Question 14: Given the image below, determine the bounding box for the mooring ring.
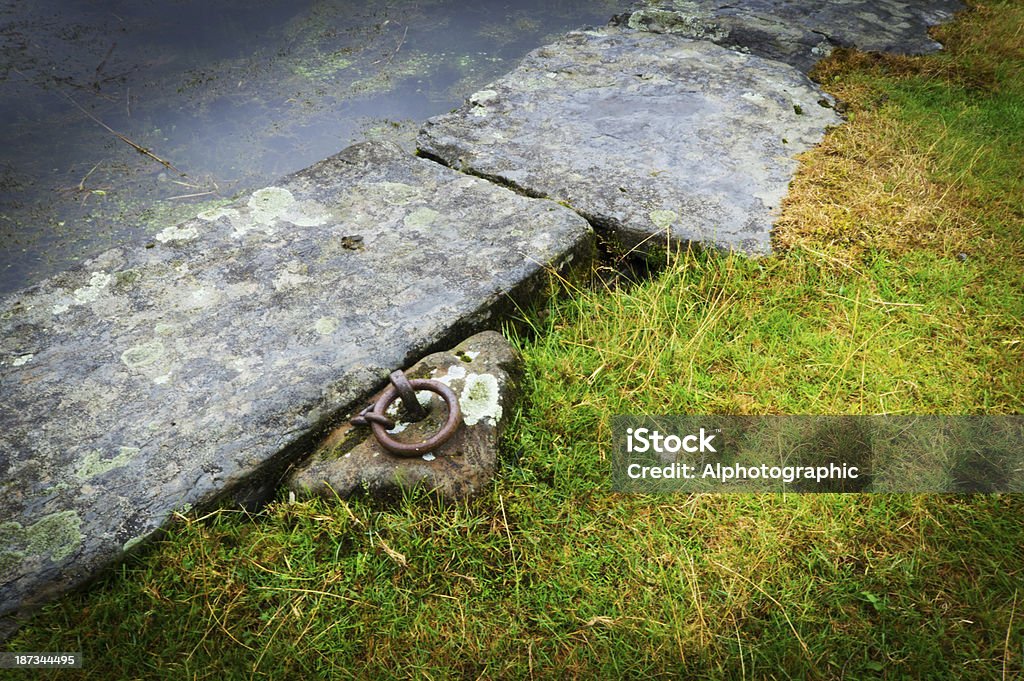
[369,378,462,457]
[389,369,428,421]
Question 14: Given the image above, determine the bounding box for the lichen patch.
[403,207,440,229]
[155,223,200,243]
[314,317,339,335]
[0,510,83,566]
[437,365,467,384]
[121,341,165,369]
[250,187,296,224]
[648,209,679,230]
[273,260,311,291]
[376,182,421,206]
[249,186,328,228]
[197,206,240,222]
[76,446,139,480]
[460,372,502,426]
[73,271,113,303]
[470,89,499,106]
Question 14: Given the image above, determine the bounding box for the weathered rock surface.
[287,331,521,502]
[614,0,963,72]
[419,28,841,255]
[0,142,592,623]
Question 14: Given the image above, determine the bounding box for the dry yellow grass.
[775,110,979,255]
[775,0,1024,259]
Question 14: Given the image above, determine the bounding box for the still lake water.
[0,0,621,295]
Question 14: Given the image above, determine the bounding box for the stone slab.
[288,330,522,502]
[614,0,964,72]
[418,28,841,255]
[0,141,593,622]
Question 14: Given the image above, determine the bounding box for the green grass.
[5,1,1023,678]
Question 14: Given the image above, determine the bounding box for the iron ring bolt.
[370,379,462,457]
[389,370,428,421]
[351,405,396,430]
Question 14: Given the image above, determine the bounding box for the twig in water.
[166,191,214,201]
[93,42,116,90]
[77,161,103,192]
[372,24,409,69]
[57,89,186,175]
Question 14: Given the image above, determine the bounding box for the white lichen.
[469,89,498,105]
[403,207,439,229]
[250,187,295,224]
[649,210,679,230]
[52,271,113,315]
[155,223,199,243]
[121,341,165,369]
[377,182,421,206]
[314,317,339,335]
[436,365,467,385]
[11,353,34,366]
[460,372,502,426]
[189,287,220,307]
[73,271,112,303]
[249,186,328,229]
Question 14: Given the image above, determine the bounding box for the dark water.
[0,0,621,295]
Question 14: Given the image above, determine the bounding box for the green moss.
[0,549,26,573]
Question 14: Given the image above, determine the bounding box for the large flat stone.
[0,141,593,622]
[615,0,963,72]
[418,28,841,255]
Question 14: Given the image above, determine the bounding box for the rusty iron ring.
[370,379,462,457]
[389,370,428,421]
[353,409,395,430]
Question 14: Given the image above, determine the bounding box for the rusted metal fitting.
[350,369,462,457]
[388,369,428,421]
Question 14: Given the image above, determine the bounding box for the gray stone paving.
[419,28,842,256]
[0,141,592,622]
